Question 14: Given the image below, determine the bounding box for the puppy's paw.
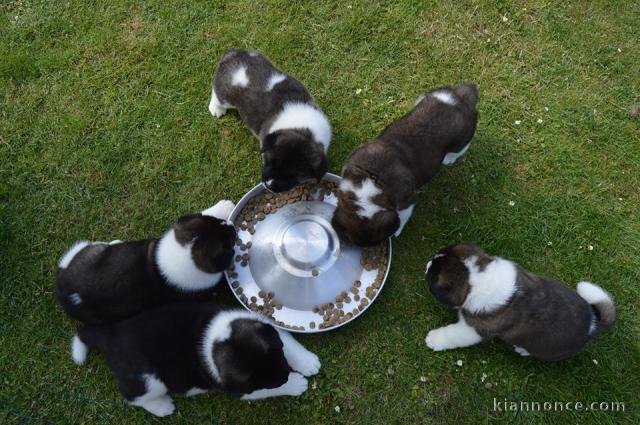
[142,396,175,417]
[290,349,321,377]
[202,200,236,220]
[425,328,453,351]
[209,103,227,118]
[208,91,227,118]
[284,372,308,396]
[514,346,531,357]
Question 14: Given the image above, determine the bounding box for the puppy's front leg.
[201,200,236,221]
[277,330,321,376]
[240,372,308,400]
[425,314,483,351]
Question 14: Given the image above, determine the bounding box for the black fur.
[332,84,479,246]
[212,49,330,192]
[426,244,616,361]
[76,303,291,401]
[55,213,236,325]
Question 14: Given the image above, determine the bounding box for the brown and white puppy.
[209,50,330,193]
[331,84,479,246]
[424,244,616,361]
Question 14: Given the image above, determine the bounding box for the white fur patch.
[69,293,82,305]
[432,90,457,105]
[394,204,415,236]
[276,330,321,376]
[576,281,612,305]
[209,87,229,118]
[71,334,88,365]
[462,257,517,314]
[267,102,332,152]
[240,372,308,400]
[339,178,385,219]
[442,143,470,165]
[185,388,207,397]
[231,66,249,87]
[155,230,222,292]
[514,346,531,356]
[414,94,426,106]
[425,313,483,351]
[200,310,270,383]
[202,199,236,221]
[266,73,286,91]
[58,241,91,269]
[129,374,174,417]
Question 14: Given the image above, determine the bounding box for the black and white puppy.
[209,49,331,193]
[331,84,479,246]
[70,303,321,417]
[55,200,237,325]
[424,244,616,361]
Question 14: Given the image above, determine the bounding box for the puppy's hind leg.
[425,313,483,351]
[276,330,321,376]
[442,143,470,165]
[208,86,230,118]
[126,374,175,417]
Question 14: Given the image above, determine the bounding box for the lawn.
[1,0,639,423]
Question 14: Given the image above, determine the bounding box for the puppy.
[209,49,331,193]
[424,244,616,361]
[331,84,479,246]
[55,200,237,325]
[70,303,321,417]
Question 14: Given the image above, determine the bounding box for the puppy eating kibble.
[424,244,616,361]
[70,303,321,416]
[209,49,331,193]
[55,200,237,325]
[331,84,479,246]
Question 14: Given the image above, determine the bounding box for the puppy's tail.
[577,281,616,334]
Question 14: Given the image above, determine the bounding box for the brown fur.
[332,84,479,246]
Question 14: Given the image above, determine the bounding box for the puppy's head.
[261,129,328,193]
[173,214,237,273]
[425,243,491,307]
[331,171,399,246]
[213,319,290,394]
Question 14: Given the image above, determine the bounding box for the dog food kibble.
[229,181,388,330]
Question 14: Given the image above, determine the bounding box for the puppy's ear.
[174,213,204,245]
[261,131,281,153]
[455,83,479,107]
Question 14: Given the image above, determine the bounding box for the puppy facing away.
[71,303,321,417]
[424,244,616,361]
[55,200,237,325]
[209,49,331,193]
[331,84,479,246]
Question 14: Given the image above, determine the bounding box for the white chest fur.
[155,230,222,292]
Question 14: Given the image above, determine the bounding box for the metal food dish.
[224,173,392,333]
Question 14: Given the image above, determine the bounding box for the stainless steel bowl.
[224,173,392,333]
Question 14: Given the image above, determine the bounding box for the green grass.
[1,0,639,423]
